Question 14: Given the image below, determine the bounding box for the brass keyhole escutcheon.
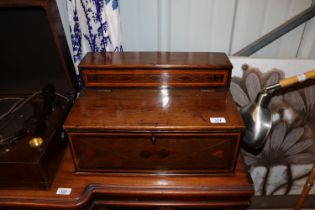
[29,137,44,148]
[151,135,157,144]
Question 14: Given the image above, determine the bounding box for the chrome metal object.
[240,84,280,154]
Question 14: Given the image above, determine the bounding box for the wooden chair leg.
[294,162,315,210]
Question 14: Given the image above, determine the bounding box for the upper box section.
[0,0,76,96]
[79,52,233,88]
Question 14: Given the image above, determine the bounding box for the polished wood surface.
[81,69,228,88]
[80,52,233,69]
[0,147,254,210]
[79,52,232,88]
[64,88,244,175]
[64,88,244,132]
[68,132,240,174]
[65,53,243,175]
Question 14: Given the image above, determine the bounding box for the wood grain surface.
[64,88,244,132]
[68,132,240,174]
[79,52,233,69]
[79,52,233,88]
[0,147,254,209]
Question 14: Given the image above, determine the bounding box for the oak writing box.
[0,0,76,188]
[64,52,244,175]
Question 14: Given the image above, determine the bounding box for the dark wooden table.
[0,147,254,210]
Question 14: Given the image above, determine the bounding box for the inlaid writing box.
[0,0,76,188]
[64,52,245,175]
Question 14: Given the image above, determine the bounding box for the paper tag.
[56,187,72,195]
[297,73,306,82]
[210,117,226,123]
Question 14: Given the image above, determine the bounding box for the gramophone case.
[64,52,245,175]
[0,0,77,188]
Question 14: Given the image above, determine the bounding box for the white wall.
[120,0,315,59]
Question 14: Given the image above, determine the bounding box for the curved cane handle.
[279,69,315,88]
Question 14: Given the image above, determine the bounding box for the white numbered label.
[210,117,226,124]
[56,187,72,195]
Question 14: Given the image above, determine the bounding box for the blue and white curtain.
[67,0,123,65]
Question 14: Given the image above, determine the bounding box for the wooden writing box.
[64,52,245,175]
[0,0,76,188]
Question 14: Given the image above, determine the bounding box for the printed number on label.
[210,117,226,123]
[56,187,72,195]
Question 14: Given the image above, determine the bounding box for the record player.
[0,0,76,188]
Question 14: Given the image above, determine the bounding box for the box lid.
[0,0,76,96]
[80,52,233,69]
[64,88,245,132]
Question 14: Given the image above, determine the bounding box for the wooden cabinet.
[0,147,254,210]
[65,88,243,175]
[64,52,244,176]
[0,42,254,208]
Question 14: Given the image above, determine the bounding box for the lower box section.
[68,132,240,174]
